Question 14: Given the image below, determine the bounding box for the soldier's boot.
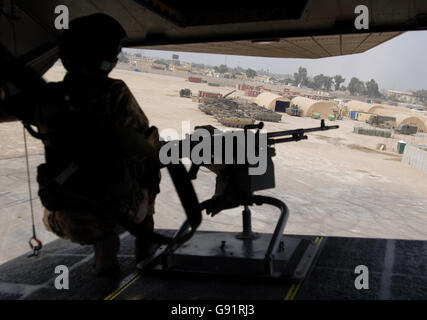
[133,214,173,263]
[134,233,173,263]
[134,235,159,263]
[116,214,171,263]
[93,233,120,277]
[133,214,158,263]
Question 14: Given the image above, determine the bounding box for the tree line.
[125,51,384,98]
[214,64,382,98]
[414,90,427,103]
[213,64,257,79]
[289,67,382,98]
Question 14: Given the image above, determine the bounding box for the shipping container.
[198,91,222,98]
[245,89,260,97]
[188,76,202,83]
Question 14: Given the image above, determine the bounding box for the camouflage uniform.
[0,73,161,273]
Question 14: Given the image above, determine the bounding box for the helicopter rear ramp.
[1,231,427,300]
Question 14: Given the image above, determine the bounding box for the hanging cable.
[23,126,42,257]
[8,0,43,257]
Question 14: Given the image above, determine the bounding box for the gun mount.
[138,120,339,281]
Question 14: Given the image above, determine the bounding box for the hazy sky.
[127,31,427,92]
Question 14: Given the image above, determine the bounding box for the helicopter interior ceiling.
[0,0,427,74]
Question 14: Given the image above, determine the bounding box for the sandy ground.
[0,64,426,264]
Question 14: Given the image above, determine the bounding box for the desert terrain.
[0,64,426,264]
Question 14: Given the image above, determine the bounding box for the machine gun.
[139,119,339,280]
[183,119,338,213]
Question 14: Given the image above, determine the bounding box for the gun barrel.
[267,125,339,138]
[267,119,338,138]
[266,120,339,145]
[170,120,339,160]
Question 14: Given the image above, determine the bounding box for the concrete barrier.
[402,144,427,174]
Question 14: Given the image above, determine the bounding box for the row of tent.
[254,92,335,119]
[345,100,427,132]
[253,92,427,133]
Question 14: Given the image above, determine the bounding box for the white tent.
[255,92,290,112]
[290,96,335,118]
[345,100,384,113]
[374,109,427,132]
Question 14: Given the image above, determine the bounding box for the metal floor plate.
[140,231,324,281]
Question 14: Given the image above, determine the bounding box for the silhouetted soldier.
[0,14,165,276]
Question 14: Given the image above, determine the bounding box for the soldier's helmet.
[59,13,127,74]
